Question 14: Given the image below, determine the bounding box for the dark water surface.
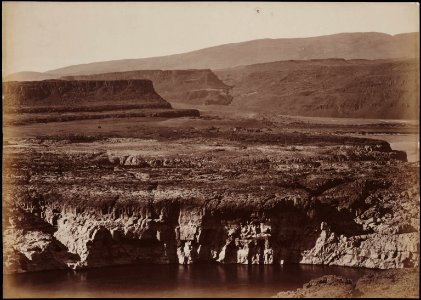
[4,264,377,298]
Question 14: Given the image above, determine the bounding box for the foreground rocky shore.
[273,268,419,298]
[3,121,419,273]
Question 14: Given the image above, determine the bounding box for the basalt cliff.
[2,79,170,112]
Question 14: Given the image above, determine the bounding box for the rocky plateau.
[2,80,199,125]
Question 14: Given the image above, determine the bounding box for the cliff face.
[62,69,232,106]
[215,59,420,119]
[3,131,419,273]
[2,80,171,113]
[4,175,419,272]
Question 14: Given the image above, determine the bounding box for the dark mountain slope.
[215,59,419,119]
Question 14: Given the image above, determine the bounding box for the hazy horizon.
[3,2,419,75]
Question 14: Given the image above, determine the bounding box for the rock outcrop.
[273,268,419,298]
[274,275,355,298]
[300,222,419,269]
[3,206,79,273]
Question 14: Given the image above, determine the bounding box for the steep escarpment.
[3,130,419,273]
[61,69,232,106]
[215,59,419,119]
[2,80,171,112]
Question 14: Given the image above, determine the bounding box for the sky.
[2,2,419,75]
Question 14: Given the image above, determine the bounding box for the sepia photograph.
[2,2,420,298]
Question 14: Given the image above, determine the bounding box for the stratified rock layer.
[2,79,200,125]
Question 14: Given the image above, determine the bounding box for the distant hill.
[215,59,420,120]
[3,71,58,82]
[8,32,415,77]
[62,69,232,105]
[3,32,419,120]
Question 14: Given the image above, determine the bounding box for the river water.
[347,133,419,162]
[366,134,419,163]
[4,264,377,298]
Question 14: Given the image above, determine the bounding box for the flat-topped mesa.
[61,69,233,105]
[2,79,172,113]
